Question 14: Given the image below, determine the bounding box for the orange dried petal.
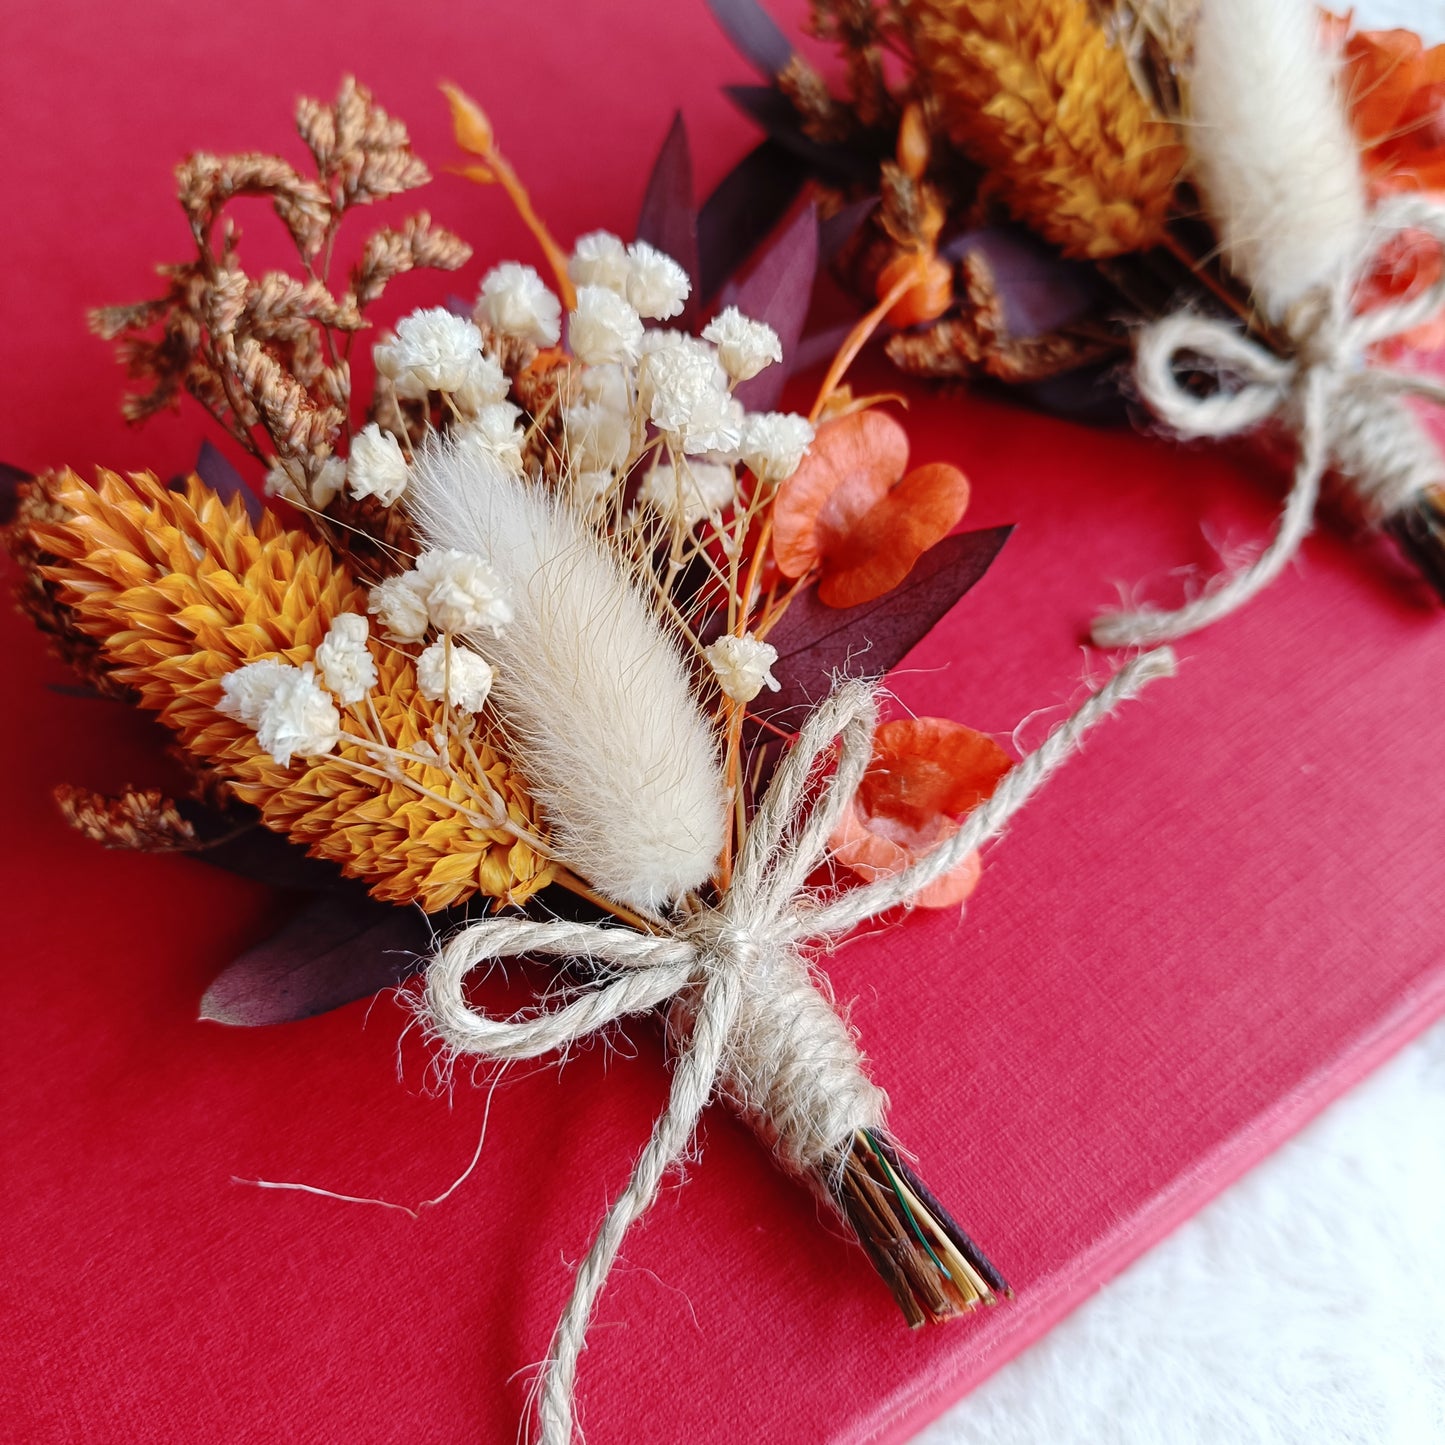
[859,717,1013,831]
[772,410,910,579]
[816,461,970,608]
[829,800,982,909]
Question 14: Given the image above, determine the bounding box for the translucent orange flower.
[772,410,970,608]
[1356,224,1445,353]
[830,717,1012,909]
[1333,19,1445,192]
[1327,14,1445,353]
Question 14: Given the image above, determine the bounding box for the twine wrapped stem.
[1095,193,1445,648]
[421,648,1176,1443]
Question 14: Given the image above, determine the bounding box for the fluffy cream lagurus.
[1185,0,1366,319]
[405,438,728,913]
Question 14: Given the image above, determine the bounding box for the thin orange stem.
[809,264,920,423]
[482,151,577,310]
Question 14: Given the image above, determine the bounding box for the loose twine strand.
[1094,192,1445,649]
[420,647,1175,1445]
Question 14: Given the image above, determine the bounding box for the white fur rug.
[915,1014,1445,1444]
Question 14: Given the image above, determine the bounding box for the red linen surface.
[4,4,1445,1443]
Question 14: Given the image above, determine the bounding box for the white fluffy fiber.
[406,440,727,912]
[1186,0,1367,320]
[918,1015,1445,1445]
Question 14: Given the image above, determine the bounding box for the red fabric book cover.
[3,4,1444,1442]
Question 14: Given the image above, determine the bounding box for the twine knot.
[418,649,1177,1444]
[1095,192,1445,649]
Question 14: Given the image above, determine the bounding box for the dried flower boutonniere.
[706,0,1445,642]
[2,78,1173,1443]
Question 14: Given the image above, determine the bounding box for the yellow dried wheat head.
[32,467,554,911]
[902,0,1185,259]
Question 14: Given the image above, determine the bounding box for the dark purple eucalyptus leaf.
[199,892,438,1026]
[725,204,818,412]
[759,525,1013,718]
[944,226,1103,339]
[446,292,471,317]
[175,801,358,893]
[819,196,879,264]
[46,683,122,701]
[723,86,877,183]
[704,0,795,78]
[698,140,810,299]
[635,111,699,315]
[788,322,859,376]
[195,439,263,522]
[1015,365,1129,426]
[1,461,33,525]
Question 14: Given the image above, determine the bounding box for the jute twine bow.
[420,649,1174,1444]
[1095,192,1445,649]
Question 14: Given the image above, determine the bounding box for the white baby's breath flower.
[314,613,378,706]
[568,230,632,294]
[625,240,691,321]
[346,424,410,507]
[564,398,632,474]
[704,633,781,704]
[366,574,430,644]
[568,285,644,365]
[474,262,562,347]
[575,361,629,414]
[450,349,510,415]
[642,340,743,456]
[455,402,526,474]
[264,456,345,509]
[217,657,292,729]
[739,411,814,485]
[638,461,738,527]
[253,663,342,766]
[416,639,495,713]
[637,328,690,358]
[701,307,783,383]
[414,548,512,635]
[374,307,486,397]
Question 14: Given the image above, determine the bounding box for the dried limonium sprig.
[89,77,471,532]
[9,82,1179,1445]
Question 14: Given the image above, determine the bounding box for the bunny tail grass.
[1186,0,1366,320]
[406,441,727,913]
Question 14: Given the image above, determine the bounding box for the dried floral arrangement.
[704,0,1445,643]
[0,77,1176,1443]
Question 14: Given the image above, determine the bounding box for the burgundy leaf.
[1,461,32,525]
[46,683,123,701]
[698,140,810,298]
[199,892,437,1026]
[760,525,1013,717]
[1015,365,1128,425]
[723,86,876,182]
[724,204,818,411]
[635,111,699,315]
[788,322,857,376]
[820,196,878,264]
[943,226,1103,339]
[704,0,795,78]
[176,803,358,893]
[195,439,263,522]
